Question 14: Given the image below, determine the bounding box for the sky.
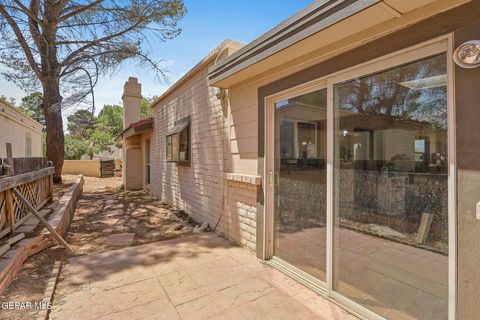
[0,0,313,120]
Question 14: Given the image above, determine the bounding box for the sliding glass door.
[333,53,449,320]
[266,37,453,320]
[273,88,328,282]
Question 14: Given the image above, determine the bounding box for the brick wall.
[225,180,258,251]
[149,53,261,253]
[150,64,227,231]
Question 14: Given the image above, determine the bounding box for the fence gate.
[100,160,115,178]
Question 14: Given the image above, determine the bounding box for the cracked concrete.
[50,234,358,320]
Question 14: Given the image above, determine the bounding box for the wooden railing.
[0,162,54,239]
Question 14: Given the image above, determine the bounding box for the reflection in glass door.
[273,88,327,282]
[333,53,449,320]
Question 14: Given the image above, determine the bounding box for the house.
[119,77,153,190]
[121,1,480,319]
[0,99,43,157]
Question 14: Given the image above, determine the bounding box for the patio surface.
[51,234,357,320]
[277,227,448,320]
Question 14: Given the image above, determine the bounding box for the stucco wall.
[122,131,151,190]
[453,10,480,319]
[62,160,101,177]
[0,101,43,158]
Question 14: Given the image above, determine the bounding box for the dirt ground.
[0,175,198,320]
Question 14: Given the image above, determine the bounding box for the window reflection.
[334,53,448,319]
[274,88,327,281]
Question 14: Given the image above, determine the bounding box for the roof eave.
[207,0,381,86]
[150,39,244,108]
[0,99,44,131]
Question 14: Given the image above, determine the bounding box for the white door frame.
[264,34,456,320]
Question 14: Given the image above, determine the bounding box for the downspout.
[212,87,229,240]
[212,42,235,238]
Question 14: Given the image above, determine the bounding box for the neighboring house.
[0,99,43,158]
[121,1,480,320]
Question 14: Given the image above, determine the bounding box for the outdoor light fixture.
[453,40,480,69]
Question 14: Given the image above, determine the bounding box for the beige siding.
[151,65,227,230]
[147,41,266,252]
[228,85,259,175]
[150,57,261,252]
[0,101,43,158]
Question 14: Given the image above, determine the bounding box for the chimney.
[122,77,142,130]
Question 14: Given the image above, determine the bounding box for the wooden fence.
[0,157,50,176]
[0,160,54,239]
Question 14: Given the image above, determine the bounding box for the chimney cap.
[122,77,142,99]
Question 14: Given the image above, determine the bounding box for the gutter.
[208,0,381,85]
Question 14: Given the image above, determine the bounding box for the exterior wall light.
[453,40,480,69]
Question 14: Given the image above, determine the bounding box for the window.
[333,53,449,319]
[166,116,190,164]
[25,132,32,157]
[266,39,452,320]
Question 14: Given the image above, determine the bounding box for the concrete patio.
[51,233,357,320]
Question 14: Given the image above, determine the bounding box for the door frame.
[264,33,456,320]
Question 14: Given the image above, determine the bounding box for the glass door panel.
[333,53,449,320]
[274,88,327,282]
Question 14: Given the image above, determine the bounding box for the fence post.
[47,161,53,199]
[5,143,15,234]
[5,143,14,176]
[5,189,14,235]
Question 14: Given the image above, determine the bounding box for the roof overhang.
[166,115,190,136]
[116,118,153,144]
[150,40,244,108]
[208,0,471,88]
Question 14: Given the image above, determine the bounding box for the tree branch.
[61,18,146,67]
[9,0,43,25]
[59,0,105,22]
[0,5,41,78]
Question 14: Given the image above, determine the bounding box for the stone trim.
[226,173,262,186]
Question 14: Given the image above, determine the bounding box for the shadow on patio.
[52,234,357,320]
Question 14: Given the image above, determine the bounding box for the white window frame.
[264,34,456,320]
